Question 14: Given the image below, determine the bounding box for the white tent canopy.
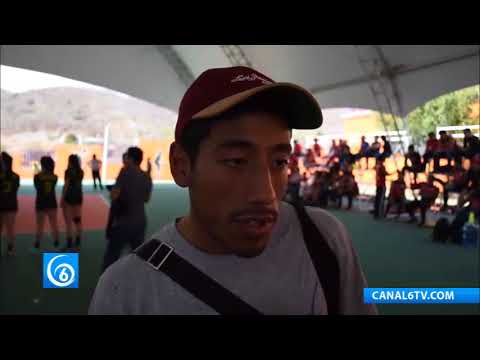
[1,45,478,117]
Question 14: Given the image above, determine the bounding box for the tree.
[406,85,479,145]
[64,133,79,144]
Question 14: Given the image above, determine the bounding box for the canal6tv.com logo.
[43,253,79,288]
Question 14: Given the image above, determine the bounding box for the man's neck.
[176,215,229,255]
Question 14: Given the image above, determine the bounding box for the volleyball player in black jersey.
[34,156,60,249]
[0,152,20,256]
[61,154,84,250]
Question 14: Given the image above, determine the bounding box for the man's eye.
[274,159,289,168]
[222,159,247,167]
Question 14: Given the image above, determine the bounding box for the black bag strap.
[135,202,340,315]
[290,201,340,315]
[134,239,262,315]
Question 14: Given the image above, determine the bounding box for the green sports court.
[1,183,478,315]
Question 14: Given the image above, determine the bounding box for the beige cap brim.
[191,82,323,129]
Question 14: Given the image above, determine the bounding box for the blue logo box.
[43,253,79,289]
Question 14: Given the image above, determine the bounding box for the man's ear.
[169,142,192,188]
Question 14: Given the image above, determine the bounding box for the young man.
[89,66,376,315]
[89,154,103,190]
[101,147,153,272]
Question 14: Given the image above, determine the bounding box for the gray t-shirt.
[89,202,377,315]
[113,167,152,227]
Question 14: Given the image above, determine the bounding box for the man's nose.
[246,163,277,205]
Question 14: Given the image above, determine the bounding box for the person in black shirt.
[34,156,60,249]
[61,154,84,250]
[402,145,425,183]
[0,152,20,256]
[378,135,392,160]
[461,128,480,160]
[101,147,152,272]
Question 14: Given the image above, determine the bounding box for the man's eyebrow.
[214,140,292,154]
[214,140,255,151]
[270,143,292,154]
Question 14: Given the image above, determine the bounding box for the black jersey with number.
[64,168,84,205]
[34,172,58,210]
[0,171,20,212]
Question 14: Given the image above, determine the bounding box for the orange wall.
[9,139,174,182]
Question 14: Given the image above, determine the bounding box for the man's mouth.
[231,211,278,238]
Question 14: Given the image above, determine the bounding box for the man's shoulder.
[282,202,350,255]
[99,253,152,289]
[101,225,175,282]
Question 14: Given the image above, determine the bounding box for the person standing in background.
[89,154,104,190]
[0,152,20,256]
[101,147,152,272]
[61,154,84,250]
[34,156,60,250]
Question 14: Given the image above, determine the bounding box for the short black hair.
[40,156,55,173]
[127,147,143,165]
[408,144,414,151]
[178,92,292,166]
[68,154,81,170]
[439,130,447,136]
[464,128,471,133]
[428,132,435,137]
[1,152,13,172]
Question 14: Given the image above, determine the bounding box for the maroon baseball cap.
[175,66,323,141]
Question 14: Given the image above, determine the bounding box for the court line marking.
[99,193,110,207]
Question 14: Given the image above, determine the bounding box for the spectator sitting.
[423,132,439,171]
[288,153,299,171]
[434,131,456,172]
[385,171,407,219]
[461,128,480,160]
[406,174,444,226]
[355,136,370,169]
[309,171,329,208]
[299,172,312,201]
[304,148,318,169]
[442,162,469,211]
[402,145,425,184]
[287,164,302,203]
[293,140,303,157]
[333,170,359,210]
[326,139,340,166]
[449,189,480,245]
[464,154,480,199]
